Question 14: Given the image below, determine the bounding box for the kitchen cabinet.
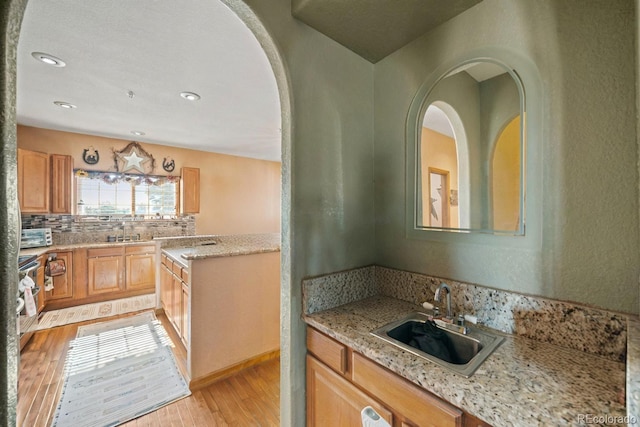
[180,167,200,214]
[50,154,73,214]
[43,244,157,311]
[160,254,189,347]
[18,148,49,213]
[306,327,492,427]
[87,247,124,295]
[46,251,73,301]
[125,245,155,291]
[36,255,46,313]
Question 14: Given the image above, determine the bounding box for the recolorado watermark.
[577,414,637,425]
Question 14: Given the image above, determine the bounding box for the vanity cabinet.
[307,354,394,426]
[306,327,491,427]
[180,167,200,214]
[160,254,189,347]
[18,148,50,213]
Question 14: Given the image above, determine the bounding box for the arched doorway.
[0,1,292,424]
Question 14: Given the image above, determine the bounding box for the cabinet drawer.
[181,268,189,283]
[351,352,462,427]
[307,327,347,375]
[162,255,173,270]
[172,262,183,277]
[125,245,155,255]
[88,247,124,257]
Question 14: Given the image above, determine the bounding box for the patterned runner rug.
[52,312,191,427]
[38,294,156,330]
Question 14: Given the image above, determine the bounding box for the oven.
[18,255,40,350]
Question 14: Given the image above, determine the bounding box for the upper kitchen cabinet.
[50,154,73,214]
[18,149,73,214]
[181,167,200,214]
[18,148,50,213]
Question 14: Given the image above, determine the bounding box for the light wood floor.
[18,310,280,426]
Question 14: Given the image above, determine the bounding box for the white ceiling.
[17,0,282,162]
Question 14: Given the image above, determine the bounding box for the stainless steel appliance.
[20,228,52,249]
[18,254,40,350]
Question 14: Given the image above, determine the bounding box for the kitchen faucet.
[434,282,453,320]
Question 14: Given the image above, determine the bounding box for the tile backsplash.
[21,214,195,245]
[303,265,628,362]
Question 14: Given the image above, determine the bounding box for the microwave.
[20,228,53,249]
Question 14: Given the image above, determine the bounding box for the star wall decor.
[113,141,156,174]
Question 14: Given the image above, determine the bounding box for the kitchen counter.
[19,240,156,257]
[304,295,627,426]
[159,233,280,263]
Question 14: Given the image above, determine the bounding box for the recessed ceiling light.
[53,101,76,109]
[131,130,145,136]
[32,52,66,67]
[180,91,201,101]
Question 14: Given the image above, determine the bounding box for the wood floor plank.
[18,310,280,427]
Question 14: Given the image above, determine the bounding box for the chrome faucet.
[434,282,453,319]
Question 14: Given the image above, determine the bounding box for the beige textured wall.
[421,127,459,227]
[188,252,280,381]
[17,125,281,235]
[491,116,520,231]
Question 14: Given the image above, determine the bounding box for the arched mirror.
[413,59,525,235]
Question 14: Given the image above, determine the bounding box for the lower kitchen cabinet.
[43,244,156,311]
[160,254,189,347]
[87,247,125,295]
[45,251,73,301]
[36,255,46,313]
[125,245,156,290]
[306,327,492,427]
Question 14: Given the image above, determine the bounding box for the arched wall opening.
[0,1,292,424]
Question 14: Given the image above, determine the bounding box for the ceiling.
[292,0,482,63]
[17,0,282,162]
[17,1,485,163]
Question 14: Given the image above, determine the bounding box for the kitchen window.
[75,171,178,215]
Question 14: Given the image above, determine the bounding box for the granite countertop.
[304,295,627,426]
[160,233,280,262]
[19,240,156,257]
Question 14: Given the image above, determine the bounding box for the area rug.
[38,294,156,330]
[51,312,191,427]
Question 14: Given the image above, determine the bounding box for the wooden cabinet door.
[180,282,189,346]
[126,253,155,290]
[87,256,124,295]
[47,251,73,300]
[180,167,200,214]
[171,275,182,335]
[160,264,172,314]
[50,154,73,214]
[18,148,49,213]
[36,256,46,312]
[306,355,393,427]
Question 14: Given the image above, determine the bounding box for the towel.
[23,286,37,317]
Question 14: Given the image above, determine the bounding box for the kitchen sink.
[371,312,504,377]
